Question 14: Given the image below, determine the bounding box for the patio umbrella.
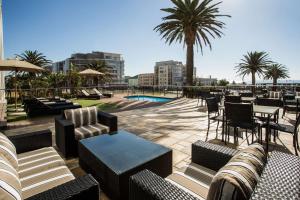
[0,59,45,110]
[79,68,104,87]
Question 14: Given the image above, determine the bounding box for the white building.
[154,60,196,86]
[128,78,138,87]
[138,73,154,86]
[196,76,218,86]
[52,51,125,83]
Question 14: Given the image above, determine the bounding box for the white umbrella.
[0,59,44,110]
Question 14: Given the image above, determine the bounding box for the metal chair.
[262,113,300,156]
[225,102,261,144]
[205,97,223,141]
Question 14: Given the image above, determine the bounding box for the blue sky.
[3,0,300,82]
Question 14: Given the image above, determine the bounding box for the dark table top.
[80,130,171,175]
[253,105,280,115]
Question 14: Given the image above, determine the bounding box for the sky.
[3,0,300,82]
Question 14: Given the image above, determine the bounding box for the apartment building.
[52,51,125,83]
[154,60,196,86]
[138,73,154,86]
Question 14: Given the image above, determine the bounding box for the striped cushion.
[21,165,75,199]
[17,147,65,178]
[166,163,216,200]
[74,123,109,140]
[296,92,300,97]
[269,91,281,99]
[0,133,18,170]
[64,106,98,128]
[0,155,22,200]
[207,143,267,200]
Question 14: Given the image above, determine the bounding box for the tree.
[154,0,230,86]
[217,79,229,86]
[236,51,272,89]
[264,64,289,86]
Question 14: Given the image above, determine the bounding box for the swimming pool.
[125,95,174,103]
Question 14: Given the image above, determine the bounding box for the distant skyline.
[3,0,300,82]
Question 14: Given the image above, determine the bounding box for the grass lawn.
[71,99,120,112]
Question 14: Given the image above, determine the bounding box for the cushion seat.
[75,123,109,140]
[17,147,66,178]
[166,162,216,200]
[21,165,75,199]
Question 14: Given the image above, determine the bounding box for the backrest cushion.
[296,92,300,97]
[0,155,22,200]
[0,133,18,170]
[64,106,98,128]
[269,91,281,99]
[207,143,267,200]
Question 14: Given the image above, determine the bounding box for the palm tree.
[16,50,52,67]
[154,0,230,86]
[236,51,272,89]
[264,64,289,86]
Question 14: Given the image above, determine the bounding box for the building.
[154,60,196,86]
[52,51,125,83]
[128,78,138,87]
[138,73,154,86]
[196,76,218,86]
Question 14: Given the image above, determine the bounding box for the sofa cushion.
[17,147,65,178]
[74,123,109,140]
[166,162,216,200]
[0,133,18,170]
[0,155,22,200]
[64,106,98,128]
[207,143,267,200]
[269,91,281,99]
[21,165,75,199]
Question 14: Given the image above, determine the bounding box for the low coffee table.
[78,130,172,200]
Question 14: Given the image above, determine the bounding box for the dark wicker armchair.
[55,108,118,158]
[129,141,300,200]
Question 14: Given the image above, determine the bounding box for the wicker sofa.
[0,131,99,200]
[129,141,300,200]
[55,106,118,158]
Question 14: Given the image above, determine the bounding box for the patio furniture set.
[205,91,300,155]
[1,102,300,199]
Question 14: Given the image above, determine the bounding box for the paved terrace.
[6,97,298,200]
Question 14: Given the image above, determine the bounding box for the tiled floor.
[6,97,299,200]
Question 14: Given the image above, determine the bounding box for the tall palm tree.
[154,0,230,86]
[85,61,113,83]
[236,51,272,88]
[264,64,289,86]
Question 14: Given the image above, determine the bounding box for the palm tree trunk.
[251,72,256,94]
[186,43,194,86]
[273,78,277,91]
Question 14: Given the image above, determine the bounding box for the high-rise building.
[52,51,125,83]
[138,73,154,86]
[154,60,196,86]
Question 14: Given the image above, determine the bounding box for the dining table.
[220,104,280,152]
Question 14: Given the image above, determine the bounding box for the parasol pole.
[14,69,17,110]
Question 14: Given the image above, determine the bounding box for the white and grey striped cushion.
[207,143,267,200]
[64,106,98,128]
[166,163,216,200]
[21,165,75,199]
[269,91,281,99]
[0,155,22,200]
[74,123,109,140]
[0,133,18,170]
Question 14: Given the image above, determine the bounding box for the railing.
[1,84,300,104]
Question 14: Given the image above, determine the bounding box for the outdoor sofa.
[55,106,118,158]
[129,141,300,200]
[0,131,99,200]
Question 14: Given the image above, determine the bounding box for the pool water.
[125,95,174,103]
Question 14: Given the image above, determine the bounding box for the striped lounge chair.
[0,132,99,200]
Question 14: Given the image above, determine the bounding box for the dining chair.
[205,97,223,141]
[262,113,300,156]
[225,102,261,144]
